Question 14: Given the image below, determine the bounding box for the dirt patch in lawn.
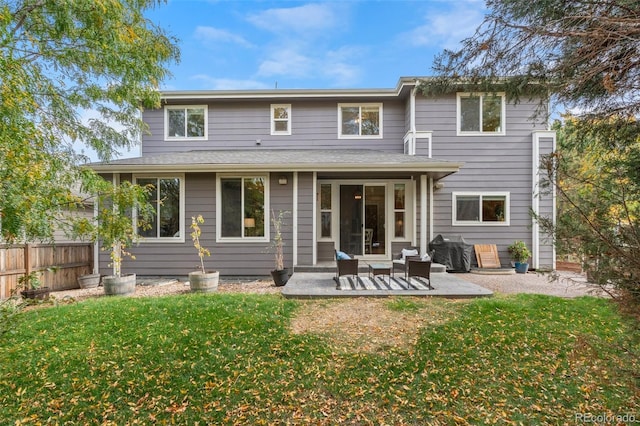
[290,298,461,354]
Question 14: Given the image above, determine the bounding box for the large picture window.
[338,103,382,138]
[219,176,267,240]
[135,176,183,239]
[457,93,505,135]
[453,192,509,225]
[165,105,207,140]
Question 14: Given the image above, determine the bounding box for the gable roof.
[88,149,463,180]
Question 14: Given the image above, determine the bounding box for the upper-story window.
[457,93,505,135]
[271,104,291,135]
[165,105,207,140]
[338,103,382,138]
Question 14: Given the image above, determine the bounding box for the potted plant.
[508,240,532,273]
[73,180,154,296]
[18,270,50,300]
[269,210,290,286]
[188,215,219,292]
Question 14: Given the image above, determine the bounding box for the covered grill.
[429,234,473,272]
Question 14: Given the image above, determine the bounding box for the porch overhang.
[87,149,463,180]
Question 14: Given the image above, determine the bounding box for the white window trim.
[318,183,333,241]
[133,174,185,242]
[337,103,383,139]
[452,191,510,226]
[456,93,506,136]
[164,105,208,141]
[270,104,291,136]
[216,174,270,243]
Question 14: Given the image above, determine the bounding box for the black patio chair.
[407,259,433,289]
[335,250,359,280]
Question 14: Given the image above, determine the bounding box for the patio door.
[339,184,386,257]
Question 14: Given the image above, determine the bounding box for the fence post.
[24,244,31,276]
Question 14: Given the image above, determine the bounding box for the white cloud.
[194,26,254,48]
[247,3,345,35]
[403,2,485,50]
[257,49,314,78]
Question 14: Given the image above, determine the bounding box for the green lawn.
[0,294,638,424]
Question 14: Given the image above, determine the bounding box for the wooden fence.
[0,243,93,299]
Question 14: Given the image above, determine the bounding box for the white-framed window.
[134,175,185,241]
[452,192,510,225]
[319,183,332,239]
[394,183,406,238]
[271,104,291,135]
[338,103,383,138]
[217,175,269,241]
[164,105,207,140]
[457,93,505,135]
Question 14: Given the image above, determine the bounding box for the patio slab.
[281,272,493,299]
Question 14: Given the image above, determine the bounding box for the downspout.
[532,133,540,270]
[293,171,298,267]
[312,172,317,265]
[420,175,428,255]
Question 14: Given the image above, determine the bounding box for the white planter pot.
[189,271,220,293]
[103,274,136,296]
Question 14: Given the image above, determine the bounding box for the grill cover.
[429,235,473,272]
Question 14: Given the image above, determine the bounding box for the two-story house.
[90,77,556,277]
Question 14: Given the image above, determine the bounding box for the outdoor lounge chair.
[335,250,359,280]
[392,246,421,278]
[407,259,433,289]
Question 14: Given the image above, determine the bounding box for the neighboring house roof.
[88,149,463,180]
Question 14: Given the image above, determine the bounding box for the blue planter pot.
[514,262,529,274]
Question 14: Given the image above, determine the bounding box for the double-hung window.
[453,192,509,225]
[218,176,268,240]
[457,93,505,135]
[271,104,291,135]
[135,176,184,240]
[338,103,382,138]
[165,105,207,140]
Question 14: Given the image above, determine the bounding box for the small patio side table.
[368,263,392,280]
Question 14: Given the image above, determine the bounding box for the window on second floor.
[457,93,505,135]
[271,104,291,135]
[338,103,382,138]
[453,192,510,225]
[165,105,207,140]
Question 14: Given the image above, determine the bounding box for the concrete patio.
[281,271,493,299]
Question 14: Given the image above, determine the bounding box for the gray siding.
[296,172,314,266]
[100,173,302,277]
[143,100,407,155]
[418,93,549,267]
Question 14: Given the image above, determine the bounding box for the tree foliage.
[540,117,640,300]
[422,0,640,302]
[0,0,179,243]
[422,0,640,118]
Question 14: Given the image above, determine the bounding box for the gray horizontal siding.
[142,100,407,155]
[99,173,303,277]
[419,94,549,267]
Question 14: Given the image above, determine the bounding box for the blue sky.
[147,0,487,91]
